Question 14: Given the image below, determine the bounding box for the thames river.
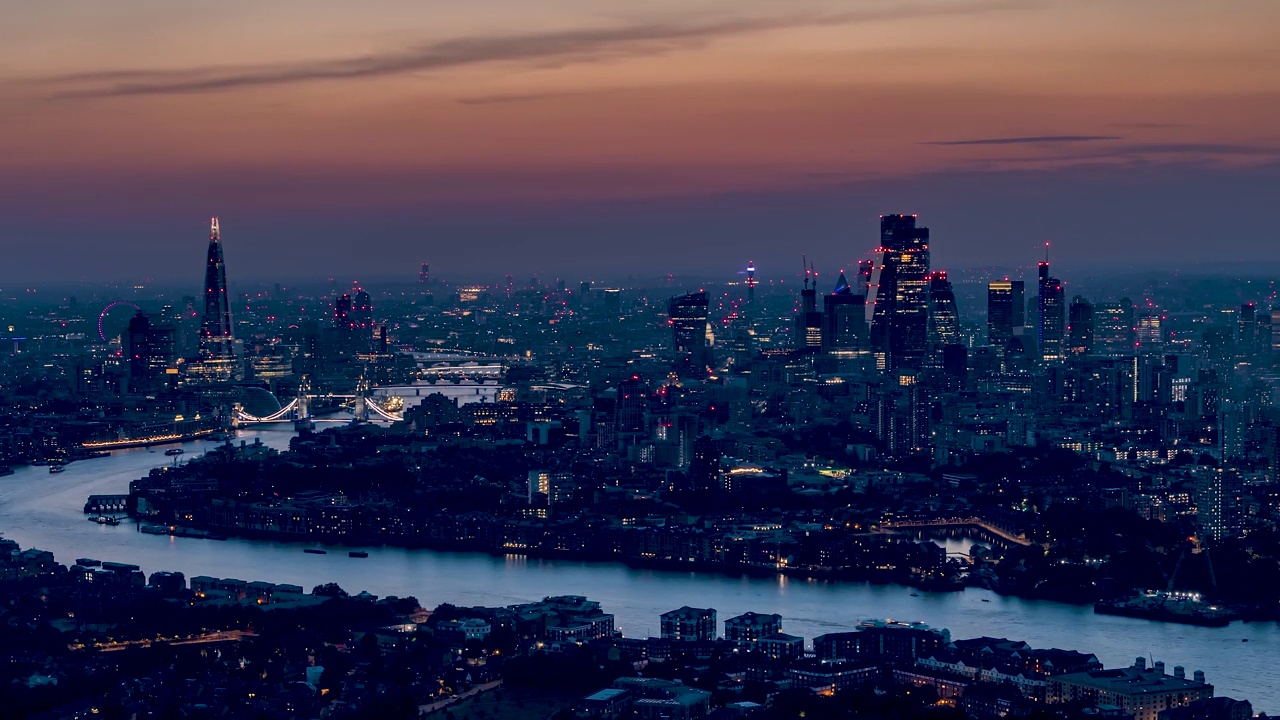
[1,427,1276,713]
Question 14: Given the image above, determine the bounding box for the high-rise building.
[126,311,176,393]
[1037,260,1065,363]
[1068,296,1094,357]
[745,262,758,317]
[926,271,960,348]
[352,288,374,353]
[987,280,1025,355]
[1136,305,1167,354]
[868,214,930,370]
[1271,309,1280,359]
[822,271,867,354]
[1238,302,1256,354]
[1094,299,1136,355]
[689,434,721,492]
[669,292,712,376]
[419,263,429,284]
[794,265,823,352]
[333,293,353,332]
[1197,469,1244,541]
[352,289,373,332]
[193,217,238,381]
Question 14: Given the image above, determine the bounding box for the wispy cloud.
[455,89,621,106]
[37,1,1030,99]
[923,135,1123,146]
[1108,122,1186,130]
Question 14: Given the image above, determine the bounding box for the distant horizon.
[3,1,1278,283]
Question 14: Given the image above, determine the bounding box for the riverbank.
[4,429,1278,713]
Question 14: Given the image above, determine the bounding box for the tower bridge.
[233,391,404,425]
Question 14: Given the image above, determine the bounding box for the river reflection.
[0,428,1276,713]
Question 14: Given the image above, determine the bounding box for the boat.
[348,551,369,558]
[138,524,226,540]
[164,448,185,456]
[1094,590,1239,628]
[910,592,919,597]
[981,598,991,602]
[49,464,66,474]
[304,548,327,555]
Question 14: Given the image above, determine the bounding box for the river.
[1,427,1276,713]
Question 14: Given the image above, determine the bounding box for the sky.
[2,0,1278,284]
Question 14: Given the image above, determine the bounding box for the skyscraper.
[987,280,1025,355]
[1037,260,1065,363]
[127,311,176,393]
[352,288,374,353]
[1094,299,1136,355]
[926,271,960,348]
[745,261,758,317]
[669,291,712,376]
[333,293,353,332]
[822,271,867,354]
[1068,296,1094,357]
[795,263,823,352]
[419,263,429,284]
[868,214,930,370]
[193,217,238,381]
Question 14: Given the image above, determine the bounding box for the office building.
[1037,260,1065,363]
[669,292,712,376]
[868,214,930,370]
[822,271,867,354]
[1068,296,1094,357]
[926,271,960,353]
[1094,300,1136,355]
[987,280,1025,355]
[795,265,823,352]
[126,311,176,393]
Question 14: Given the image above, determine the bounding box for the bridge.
[881,517,1034,547]
[234,392,404,426]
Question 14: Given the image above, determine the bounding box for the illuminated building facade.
[926,271,960,354]
[795,265,823,352]
[868,214,930,370]
[1037,261,1065,363]
[192,217,239,381]
[1093,299,1136,355]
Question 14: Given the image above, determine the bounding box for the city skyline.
[2,0,1279,282]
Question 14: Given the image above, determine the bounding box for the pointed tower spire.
[210,217,220,241]
[833,271,851,295]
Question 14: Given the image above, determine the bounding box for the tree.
[312,582,348,598]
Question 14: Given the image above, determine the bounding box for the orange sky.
[1,0,1279,280]
[3,0,1277,200]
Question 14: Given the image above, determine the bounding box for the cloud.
[923,135,1123,146]
[1108,122,1186,129]
[39,1,1030,99]
[455,89,620,106]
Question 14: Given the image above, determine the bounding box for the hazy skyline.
[3,0,1278,282]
